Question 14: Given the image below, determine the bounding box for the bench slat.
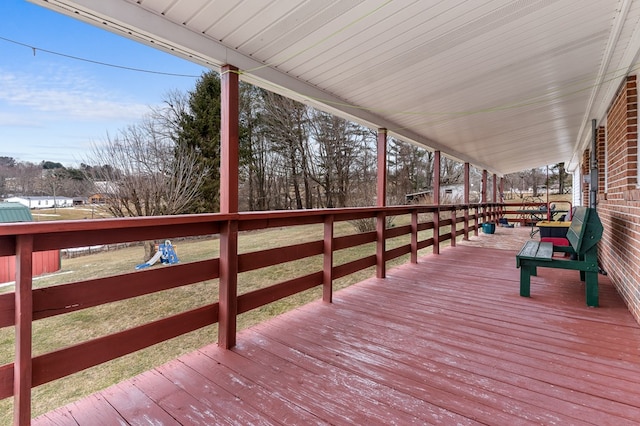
[517,240,540,259]
[517,241,553,261]
[566,214,584,252]
[536,241,553,260]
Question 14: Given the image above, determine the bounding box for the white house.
[5,196,74,209]
[406,184,481,204]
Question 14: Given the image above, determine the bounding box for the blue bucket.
[482,223,496,234]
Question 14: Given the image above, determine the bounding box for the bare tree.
[504,167,546,198]
[150,89,190,142]
[348,131,377,207]
[441,157,463,185]
[309,111,366,208]
[11,162,42,195]
[387,139,433,205]
[86,114,209,260]
[261,91,313,209]
[529,167,546,197]
[551,162,569,194]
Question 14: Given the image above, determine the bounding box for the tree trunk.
[143,240,156,262]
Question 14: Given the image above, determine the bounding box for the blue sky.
[0,0,208,166]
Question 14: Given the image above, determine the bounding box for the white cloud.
[0,110,42,127]
[0,65,149,122]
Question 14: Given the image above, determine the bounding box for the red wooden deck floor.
[34,245,640,425]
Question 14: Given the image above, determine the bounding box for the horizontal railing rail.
[0,202,500,422]
[502,201,561,226]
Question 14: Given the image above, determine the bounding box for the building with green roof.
[0,202,34,223]
[0,202,60,283]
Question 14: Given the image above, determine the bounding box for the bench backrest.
[566,206,603,254]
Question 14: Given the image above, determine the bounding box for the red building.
[0,203,60,283]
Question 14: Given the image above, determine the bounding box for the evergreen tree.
[175,71,222,212]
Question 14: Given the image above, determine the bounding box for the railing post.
[450,207,457,247]
[499,177,505,220]
[220,64,239,215]
[492,173,498,214]
[463,205,470,240]
[481,203,487,226]
[411,210,418,263]
[433,151,441,255]
[377,129,387,208]
[323,215,334,303]
[463,162,470,241]
[219,62,239,350]
[14,235,33,426]
[474,206,479,236]
[376,128,387,278]
[482,170,488,225]
[482,170,488,204]
[433,207,440,255]
[218,219,238,349]
[376,211,386,278]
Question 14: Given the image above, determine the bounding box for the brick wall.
[598,126,606,193]
[582,149,590,206]
[598,75,640,322]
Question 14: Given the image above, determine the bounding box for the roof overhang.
[30,0,640,175]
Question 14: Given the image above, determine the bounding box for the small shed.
[0,202,61,283]
[405,184,473,204]
[88,193,108,204]
[0,202,34,222]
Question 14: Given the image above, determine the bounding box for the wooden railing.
[0,202,500,423]
[502,201,572,226]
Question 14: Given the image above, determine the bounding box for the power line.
[0,35,201,78]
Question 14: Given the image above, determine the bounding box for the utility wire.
[0,35,201,77]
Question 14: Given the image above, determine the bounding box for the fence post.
[14,235,33,426]
[411,210,418,263]
[474,206,479,236]
[464,162,470,241]
[376,211,386,278]
[323,215,334,303]
[450,207,457,247]
[433,207,440,255]
[463,205,470,240]
[219,62,239,350]
[218,219,238,350]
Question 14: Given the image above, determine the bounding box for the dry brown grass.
[503,193,572,204]
[30,206,112,221]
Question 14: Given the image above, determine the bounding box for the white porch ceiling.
[31,0,640,175]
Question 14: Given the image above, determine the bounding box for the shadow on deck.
[35,228,640,424]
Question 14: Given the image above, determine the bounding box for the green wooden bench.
[516,206,603,307]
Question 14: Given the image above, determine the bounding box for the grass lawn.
[0,209,445,421]
[30,206,112,221]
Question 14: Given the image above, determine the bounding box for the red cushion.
[541,237,570,257]
[541,237,569,246]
